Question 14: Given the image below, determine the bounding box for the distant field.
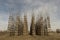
[0,32,60,40]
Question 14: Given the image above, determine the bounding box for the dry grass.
[0,32,60,40]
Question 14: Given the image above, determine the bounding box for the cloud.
[0,12,8,31]
[0,0,60,31]
[20,0,59,31]
[0,20,8,31]
[0,16,8,31]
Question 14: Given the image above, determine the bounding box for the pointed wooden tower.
[23,14,28,35]
[35,13,44,36]
[35,19,41,35]
[30,14,36,35]
[8,15,15,36]
[15,16,23,36]
[47,14,51,32]
[44,18,48,36]
[40,16,44,36]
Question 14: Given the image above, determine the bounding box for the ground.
[0,32,60,40]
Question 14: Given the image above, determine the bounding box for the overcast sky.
[0,0,60,31]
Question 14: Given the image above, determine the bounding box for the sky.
[0,0,60,31]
